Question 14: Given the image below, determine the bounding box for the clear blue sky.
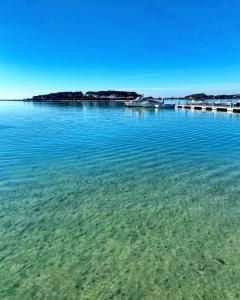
[0,0,240,99]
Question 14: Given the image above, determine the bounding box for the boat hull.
[125,102,175,109]
[125,102,144,107]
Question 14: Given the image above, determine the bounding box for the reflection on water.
[0,101,240,299]
[32,100,125,110]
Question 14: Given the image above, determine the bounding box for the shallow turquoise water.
[0,101,240,299]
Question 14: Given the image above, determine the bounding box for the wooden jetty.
[175,104,240,114]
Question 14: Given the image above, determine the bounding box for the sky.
[0,0,240,99]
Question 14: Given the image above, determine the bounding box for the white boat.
[225,100,233,107]
[125,96,145,107]
[125,97,175,109]
[214,100,222,106]
[191,100,206,105]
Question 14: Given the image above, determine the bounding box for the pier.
[175,104,240,114]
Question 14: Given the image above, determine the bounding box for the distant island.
[166,93,240,100]
[25,91,240,102]
[26,91,141,101]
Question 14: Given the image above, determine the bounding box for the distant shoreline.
[0,99,23,101]
[24,91,240,102]
[1,90,240,102]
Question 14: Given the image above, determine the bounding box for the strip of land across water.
[24,91,240,102]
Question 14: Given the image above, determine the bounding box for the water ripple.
[1,101,240,299]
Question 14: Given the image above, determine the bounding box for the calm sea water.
[1,101,240,299]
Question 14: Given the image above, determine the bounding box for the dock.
[175,104,240,114]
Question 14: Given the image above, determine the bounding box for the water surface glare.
[0,101,240,299]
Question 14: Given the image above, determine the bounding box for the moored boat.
[125,97,175,109]
[125,96,145,107]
